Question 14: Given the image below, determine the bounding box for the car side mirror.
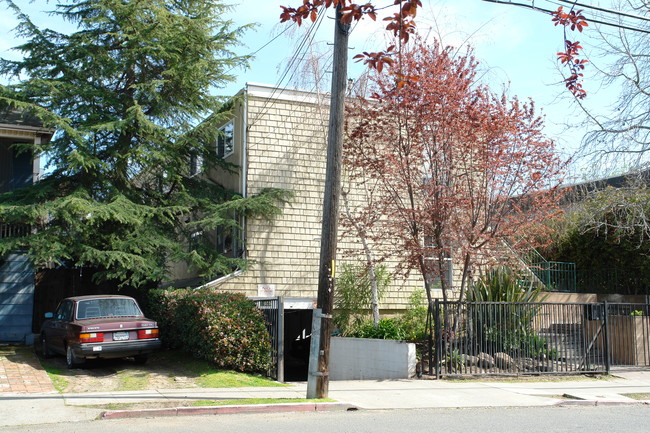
[44,312,54,319]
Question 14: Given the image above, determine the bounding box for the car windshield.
[76,298,142,320]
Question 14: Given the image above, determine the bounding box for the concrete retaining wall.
[543,292,597,303]
[330,337,416,380]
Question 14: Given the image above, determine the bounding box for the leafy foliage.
[339,289,428,342]
[147,289,271,374]
[280,0,420,74]
[333,263,389,333]
[280,1,588,95]
[551,6,589,99]
[394,290,428,342]
[467,266,553,358]
[0,0,291,287]
[350,318,406,340]
[345,38,564,306]
[539,177,650,295]
[466,266,547,303]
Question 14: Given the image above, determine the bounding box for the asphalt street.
[4,405,649,433]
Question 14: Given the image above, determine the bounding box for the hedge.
[147,289,271,374]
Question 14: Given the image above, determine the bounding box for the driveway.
[0,345,55,393]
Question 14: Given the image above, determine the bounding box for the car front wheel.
[65,345,83,369]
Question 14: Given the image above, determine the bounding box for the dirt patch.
[38,349,211,393]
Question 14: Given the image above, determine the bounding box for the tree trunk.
[341,190,380,325]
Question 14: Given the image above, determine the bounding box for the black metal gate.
[254,297,284,382]
[426,300,650,378]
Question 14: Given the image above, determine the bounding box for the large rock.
[494,352,515,369]
[476,353,495,369]
[464,355,479,367]
[521,358,537,371]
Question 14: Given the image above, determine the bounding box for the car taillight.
[79,332,104,343]
[137,329,159,339]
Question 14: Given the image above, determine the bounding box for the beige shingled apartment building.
[168,83,444,313]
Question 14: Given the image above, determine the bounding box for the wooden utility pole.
[307,5,350,399]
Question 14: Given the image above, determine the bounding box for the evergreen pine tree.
[0,0,290,287]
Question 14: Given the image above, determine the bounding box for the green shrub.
[395,290,428,342]
[445,349,463,371]
[466,266,546,303]
[147,289,271,374]
[351,318,406,340]
[468,266,551,358]
[333,263,390,334]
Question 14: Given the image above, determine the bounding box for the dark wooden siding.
[0,253,35,343]
[32,269,143,333]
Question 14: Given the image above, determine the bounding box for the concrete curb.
[554,399,650,407]
[100,402,357,419]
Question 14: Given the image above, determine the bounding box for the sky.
[217,0,621,178]
[0,0,630,180]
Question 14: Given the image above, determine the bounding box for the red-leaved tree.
[344,38,565,307]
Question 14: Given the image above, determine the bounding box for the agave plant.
[466,266,547,303]
[466,266,549,356]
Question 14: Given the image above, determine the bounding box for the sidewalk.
[1,344,649,427]
[2,371,650,426]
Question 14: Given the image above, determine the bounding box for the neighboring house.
[167,83,441,312]
[0,108,52,343]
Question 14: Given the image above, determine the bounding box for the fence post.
[603,301,610,373]
[426,301,433,376]
[277,297,284,383]
[434,299,442,380]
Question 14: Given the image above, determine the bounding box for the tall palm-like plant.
[467,266,549,357]
[467,266,547,303]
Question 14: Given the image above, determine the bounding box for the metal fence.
[530,261,577,292]
[425,300,650,378]
[254,297,284,382]
[518,246,577,292]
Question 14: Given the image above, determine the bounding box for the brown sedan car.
[40,295,161,368]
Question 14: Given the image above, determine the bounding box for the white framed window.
[423,236,453,289]
[216,213,243,258]
[216,120,234,159]
[189,230,204,251]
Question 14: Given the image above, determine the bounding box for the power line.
[556,0,650,23]
[246,8,364,128]
[543,0,650,32]
[481,0,650,34]
[222,25,294,77]
[249,7,328,127]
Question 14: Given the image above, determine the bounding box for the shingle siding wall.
[217,94,327,298]
[213,89,429,310]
